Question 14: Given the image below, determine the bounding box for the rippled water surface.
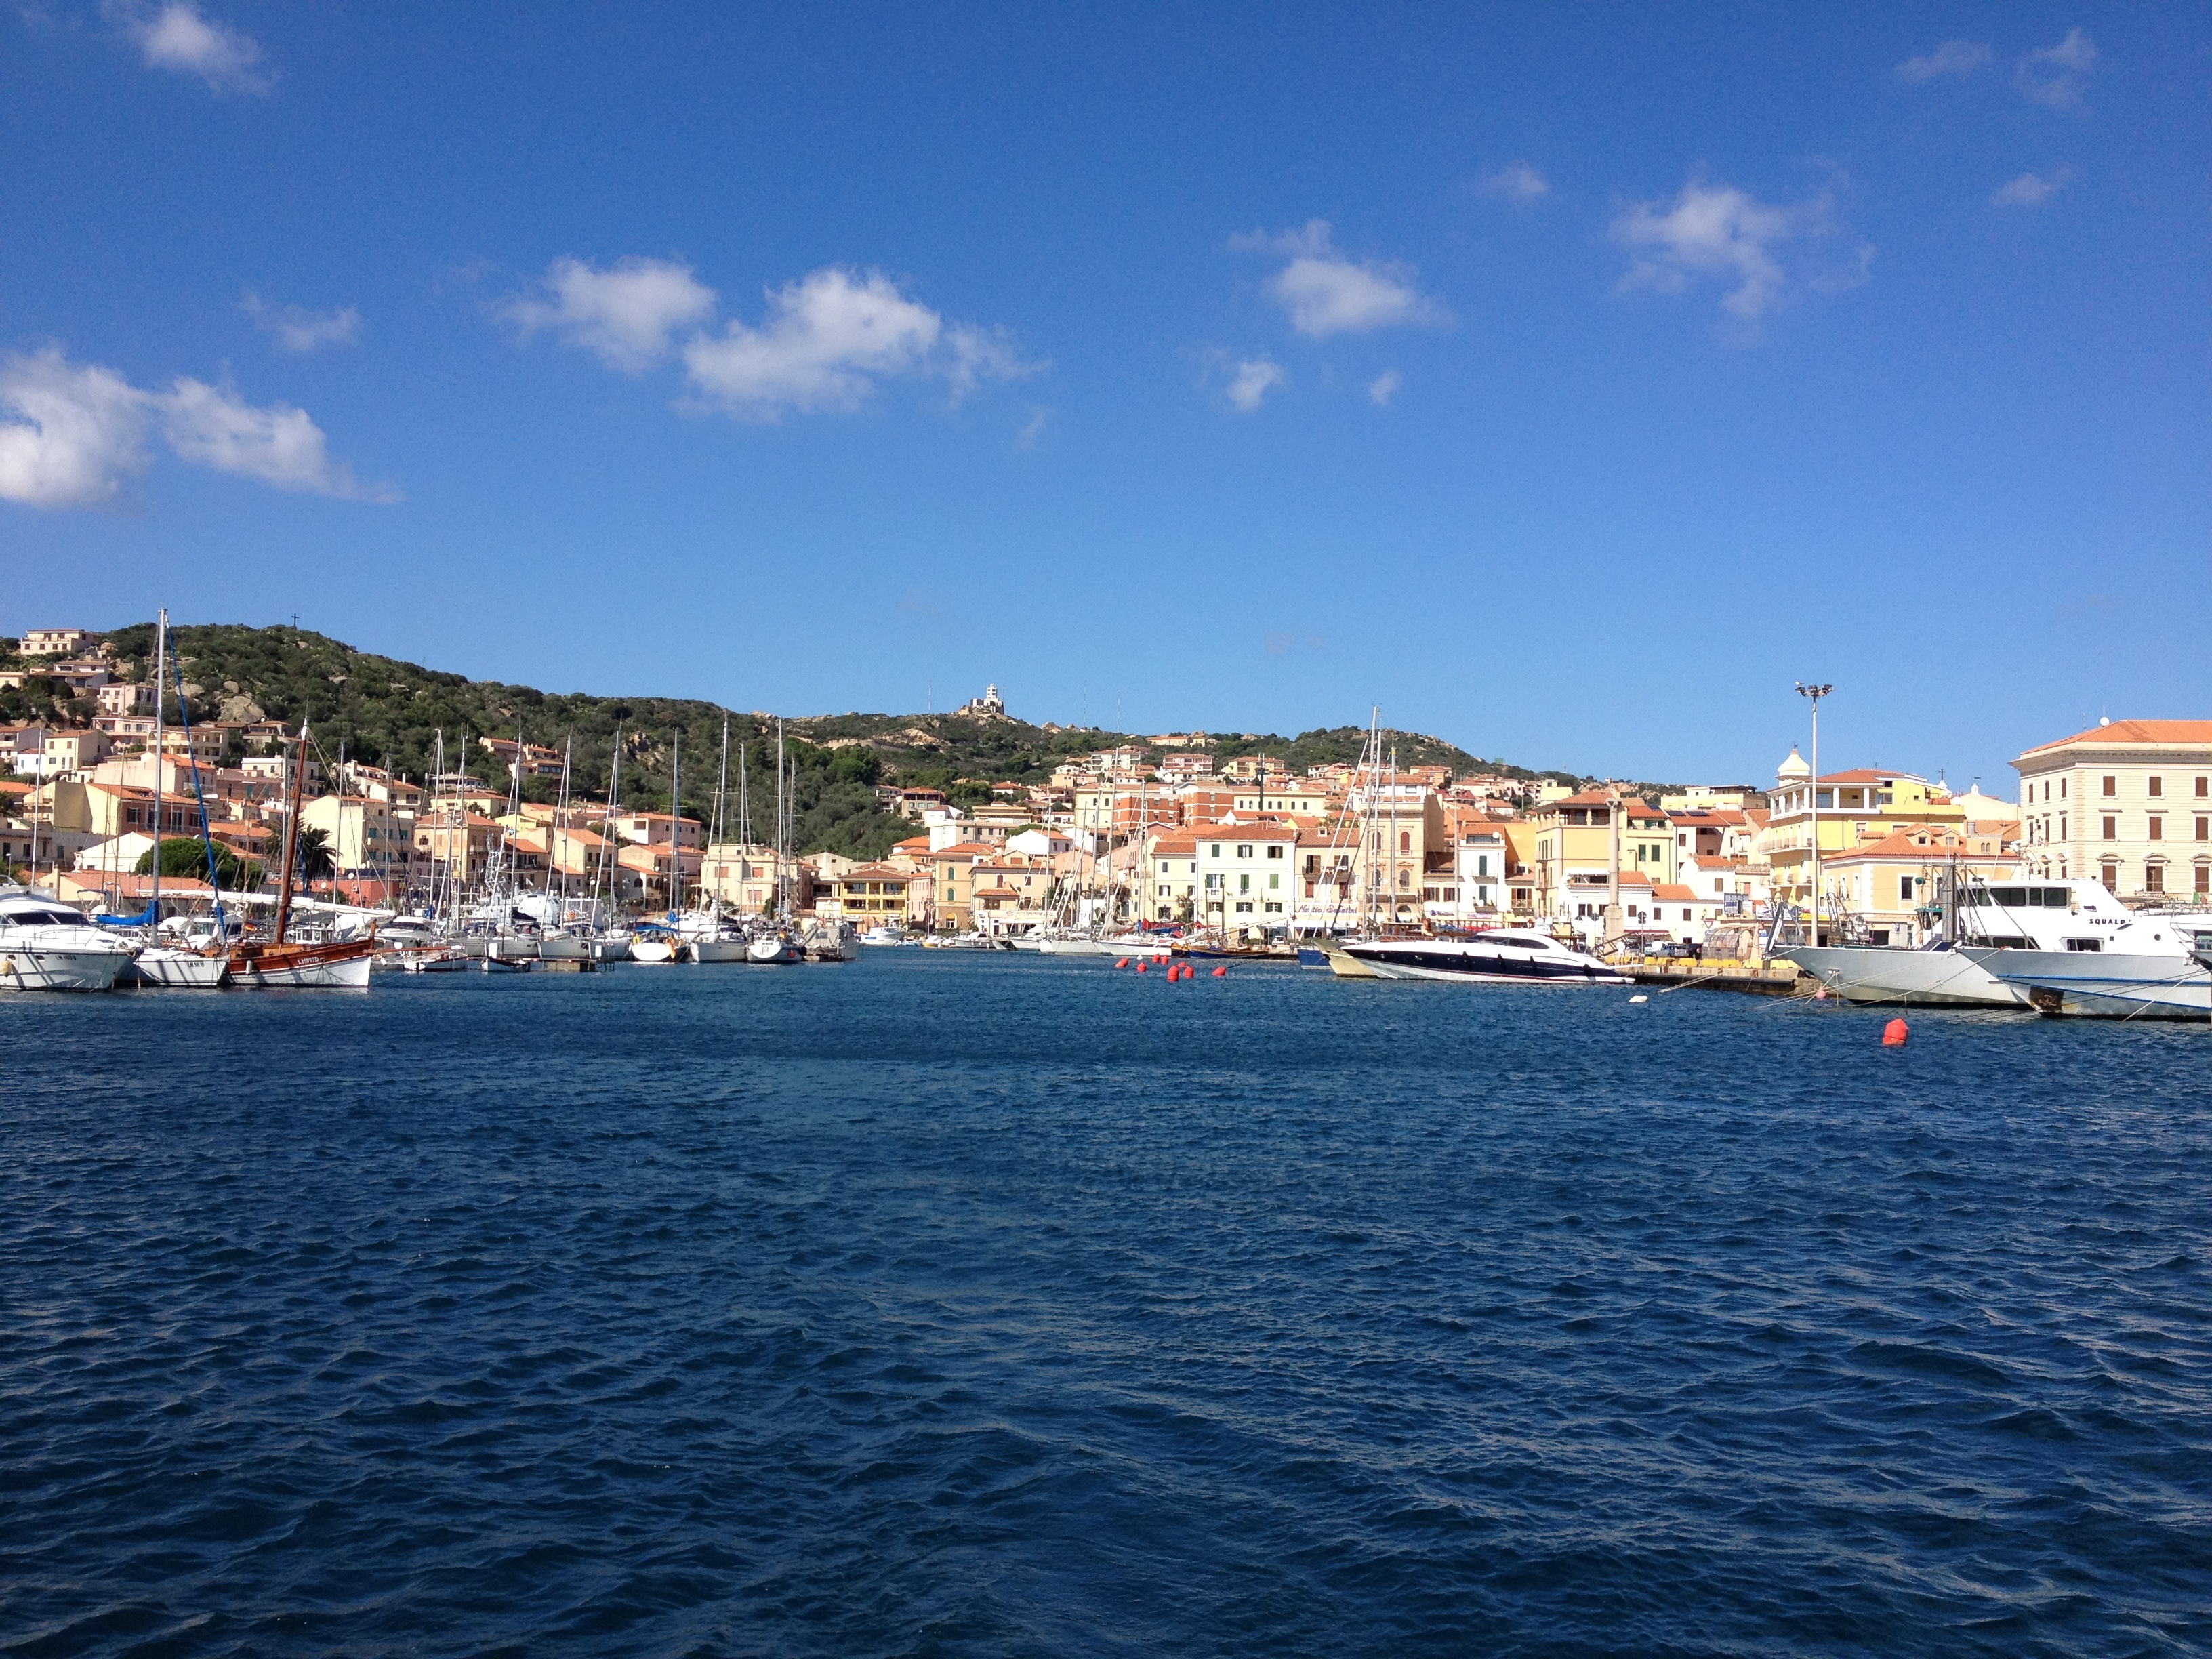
[3,954,2209,1656]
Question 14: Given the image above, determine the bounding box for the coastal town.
[6,627,2208,964]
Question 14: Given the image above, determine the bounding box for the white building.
[2013,719,2212,900]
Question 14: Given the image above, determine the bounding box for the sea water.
[2,954,2207,1656]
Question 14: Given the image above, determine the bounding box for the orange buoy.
[1135,959,1148,973]
[1882,1017,1909,1046]
[1114,958,1129,969]
[1210,964,1227,977]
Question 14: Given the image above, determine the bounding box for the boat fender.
[1882,1018,1909,1047]
[1628,994,1648,1004]
[1115,957,1129,969]
[1135,960,1147,973]
[1210,965,1227,977]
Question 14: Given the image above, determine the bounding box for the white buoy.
[1628,994,1649,1004]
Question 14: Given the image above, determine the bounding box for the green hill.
[58,623,1675,857]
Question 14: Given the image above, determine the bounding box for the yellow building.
[301,794,407,882]
[1763,747,1965,905]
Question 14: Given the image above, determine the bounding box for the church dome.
[1776,745,1811,782]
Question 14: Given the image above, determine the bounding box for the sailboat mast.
[670,728,682,911]
[150,609,167,925]
[711,716,729,913]
[274,718,308,944]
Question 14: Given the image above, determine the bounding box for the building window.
[2101,862,2118,890]
[2149,817,2164,841]
[2198,777,2209,798]
[1236,844,1252,859]
[2102,775,2117,797]
[2198,817,2209,842]
[2102,815,2117,840]
[2145,865,2165,893]
[1899,875,1914,904]
[2150,776,2164,798]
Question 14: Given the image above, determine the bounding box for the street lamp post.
[1795,682,1832,944]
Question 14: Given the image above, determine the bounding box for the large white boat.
[1977,914,2212,1021]
[1341,930,1630,984]
[1786,880,2187,1008]
[0,886,138,990]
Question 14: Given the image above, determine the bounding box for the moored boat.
[0,885,138,991]
[1342,929,1629,984]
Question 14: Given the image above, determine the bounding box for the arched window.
[1399,831,1411,853]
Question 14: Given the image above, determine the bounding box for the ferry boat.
[0,885,138,991]
[1340,929,1629,984]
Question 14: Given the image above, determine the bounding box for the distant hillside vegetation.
[83,623,1675,854]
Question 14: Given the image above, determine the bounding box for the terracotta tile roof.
[1650,883,1698,902]
[838,863,912,881]
[2018,720,2212,758]
[929,842,996,858]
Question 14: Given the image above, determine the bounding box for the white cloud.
[161,377,387,499]
[0,348,154,509]
[1480,161,1551,203]
[2018,28,2096,108]
[506,256,718,373]
[682,267,1031,418]
[0,347,390,510]
[242,292,360,352]
[1896,39,1990,82]
[1226,359,1285,413]
[1368,370,1401,407]
[1016,407,1049,449]
[1233,220,1444,337]
[1992,168,2075,207]
[119,1,268,94]
[1612,178,1867,320]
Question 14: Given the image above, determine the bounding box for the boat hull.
[228,940,375,988]
[1782,945,2028,1008]
[0,945,129,991]
[1343,941,1629,985]
[1976,949,2212,1021]
[747,939,803,964]
[537,935,590,961]
[630,939,685,964]
[689,937,750,963]
[118,948,228,988]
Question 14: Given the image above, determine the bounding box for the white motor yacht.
[1975,912,2212,1020]
[1786,880,2190,1008]
[0,886,138,990]
[803,918,860,962]
[1342,930,1630,984]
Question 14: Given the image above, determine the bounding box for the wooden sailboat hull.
[228,939,375,988]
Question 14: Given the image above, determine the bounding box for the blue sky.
[3,3,2205,793]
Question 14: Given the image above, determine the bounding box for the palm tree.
[295,826,336,884]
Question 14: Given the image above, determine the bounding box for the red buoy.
[1211,964,1227,977]
[1882,1017,1909,1046]
[1135,959,1148,973]
[1114,958,1129,969]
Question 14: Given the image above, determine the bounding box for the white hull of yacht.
[747,937,804,964]
[1343,935,1629,985]
[1782,945,2028,1009]
[537,934,590,961]
[1101,936,1176,960]
[689,937,751,964]
[0,945,131,991]
[630,939,685,964]
[1036,937,1110,955]
[1977,949,2211,1021]
[118,947,229,988]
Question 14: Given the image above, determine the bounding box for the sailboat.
[747,720,804,964]
[630,728,691,963]
[226,719,377,987]
[684,718,750,962]
[110,609,228,986]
